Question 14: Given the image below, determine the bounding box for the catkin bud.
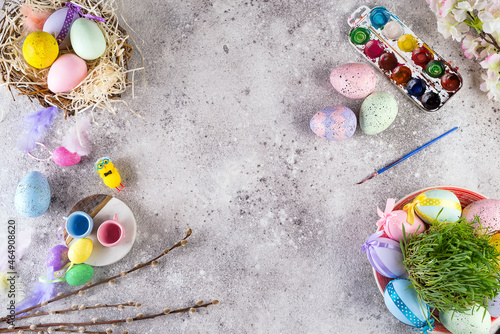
[151,260,159,267]
[136,313,144,318]
[212,300,220,305]
[120,271,127,277]
[163,308,171,314]
[163,248,169,254]
[41,301,48,306]
[78,327,86,333]
[71,305,78,310]
[79,304,87,310]
[189,308,196,314]
[135,302,142,307]
[49,310,56,315]
[109,279,116,285]
[78,290,85,296]
[134,263,142,268]
[181,240,188,246]
[196,300,203,306]
[106,329,113,334]
[29,325,37,330]
[48,328,55,333]
[117,304,125,310]
[126,317,133,323]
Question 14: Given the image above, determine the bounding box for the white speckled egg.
[330,63,376,99]
[359,92,398,135]
[463,199,500,231]
[310,106,356,141]
[14,171,51,217]
[440,305,490,334]
[488,292,500,317]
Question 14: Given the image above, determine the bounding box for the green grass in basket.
[401,216,500,313]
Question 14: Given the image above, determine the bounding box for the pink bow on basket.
[376,198,397,230]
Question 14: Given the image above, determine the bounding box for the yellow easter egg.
[68,238,93,264]
[491,233,500,254]
[22,31,59,69]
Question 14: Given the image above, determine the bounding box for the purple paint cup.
[97,214,125,247]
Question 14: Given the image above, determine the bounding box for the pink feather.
[20,4,50,33]
[62,118,92,156]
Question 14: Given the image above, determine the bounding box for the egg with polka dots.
[329,63,376,99]
[43,7,79,49]
[384,279,432,331]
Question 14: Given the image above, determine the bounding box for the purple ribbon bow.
[361,231,401,278]
[56,2,106,45]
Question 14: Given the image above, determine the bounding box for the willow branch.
[0,300,219,333]
[0,229,192,323]
[13,303,136,322]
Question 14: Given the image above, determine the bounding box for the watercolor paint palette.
[348,6,462,112]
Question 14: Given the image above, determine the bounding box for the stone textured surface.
[1,1,500,333]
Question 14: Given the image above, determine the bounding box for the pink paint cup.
[97,214,125,247]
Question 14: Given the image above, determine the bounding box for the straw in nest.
[0,0,143,118]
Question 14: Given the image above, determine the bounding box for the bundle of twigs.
[0,0,138,118]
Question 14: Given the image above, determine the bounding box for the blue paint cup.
[370,7,390,29]
[64,211,94,239]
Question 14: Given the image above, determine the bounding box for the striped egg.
[361,232,406,278]
[310,106,356,141]
[384,279,433,332]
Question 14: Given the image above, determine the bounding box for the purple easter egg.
[47,245,69,271]
[310,106,356,141]
[53,147,81,166]
[361,232,406,278]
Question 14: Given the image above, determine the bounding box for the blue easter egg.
[416,189,461,224]
[384,279,433,330]
[14,171,51,217]
[310,106,357,141]
[362,232,406,278]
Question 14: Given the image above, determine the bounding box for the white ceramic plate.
[69,197,137,267]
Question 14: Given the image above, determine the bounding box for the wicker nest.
[0,0,136,118]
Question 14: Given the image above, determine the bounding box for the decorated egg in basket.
[403,189,461,224]
[361,231,405,278]
[376,198,426,242]
[384,279,434,333]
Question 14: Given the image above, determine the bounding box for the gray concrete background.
[1,0,500,333]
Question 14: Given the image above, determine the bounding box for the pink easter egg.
[330,63,376,99]
[48,54,87,93]
[362,232,406,278]
[384,210,425,242]
[310,106,356,141]
[463,199,500,231]
[53,147,81,166]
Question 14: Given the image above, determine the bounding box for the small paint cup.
[64,211,94,239]
[97,214,125,247]
[349,27,370,45]
[370,7,390,29]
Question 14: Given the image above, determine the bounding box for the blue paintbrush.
[357,127,459,184]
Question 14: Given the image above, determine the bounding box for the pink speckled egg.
[384,210,426,242]
[330,63,376,99]
[310,106,356,141]
[463,199,500,231]
[53,147,81,166]
[48,54,87,93]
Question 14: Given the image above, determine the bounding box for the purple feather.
[16,267,58,315]
[17,107,59,154]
